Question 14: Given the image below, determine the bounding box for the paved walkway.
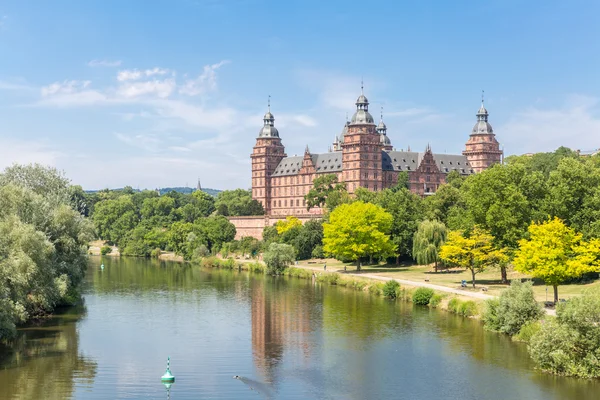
[295,263,556,316]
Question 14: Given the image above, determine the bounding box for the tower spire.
[380,106,383,122]
[268,95,271,112]
[361,78,364,95]
[481,89,484,106]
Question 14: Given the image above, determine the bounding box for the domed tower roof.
[258,97,280,138]
[472,100,493,135]
[349,81,375,125]
[376,107,387,134]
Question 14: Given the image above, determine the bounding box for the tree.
[513,218,600,303]
[305,174,347,211]
[323,202,395,268]
[293,219,323,260]
[215,189,264,216]
[275,216,302,234]
[375,188,423,262]
[195,215,237,252]
[412,220,447,272]
[263,243,296,274]
[140,196,176,221]
[92,196,139,245]
[439,227,506,288]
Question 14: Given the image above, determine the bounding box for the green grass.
[295,258,600,302]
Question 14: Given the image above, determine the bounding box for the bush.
[482,280,543,336]
[263,243,296,275]
[528,288,600,378]
[368,282,385,296]
[100,246,112,255]
[150,248,162,258]
[200,256,219,268]
[412,287,435,305]
[448,298,461,313]
[382,280,400,299]
[459,301,478,317]
[429,294,443,308]
[513,321,541,343]
[317,273,340,285]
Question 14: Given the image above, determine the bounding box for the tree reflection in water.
[0,302,97,400]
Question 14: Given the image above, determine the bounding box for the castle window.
[402,159,405,162]
[426,175,431,182]
[374,184,378,190]
[407,166,411,171]
[441,161,444,164]
[458,162,461,165]
[426,167,430,173]
[449,162,453,165]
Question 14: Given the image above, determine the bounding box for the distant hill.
[85,187,222,197]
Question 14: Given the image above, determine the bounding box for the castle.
[250,87,502,218]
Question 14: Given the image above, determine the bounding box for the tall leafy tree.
[215,189,264,216]
[439,227,506,288]
[323,202,395,268]
[92,196,139,245]
[305,174,347,211]
[263,243,296,274]
[412,220,447,272]
[513,218,600,303]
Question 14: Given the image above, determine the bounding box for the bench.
[307,261,316,264]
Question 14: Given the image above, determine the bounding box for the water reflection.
[0,304,97,400]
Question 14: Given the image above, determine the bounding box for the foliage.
[439,227,507,288]
[214,189,264,216]
[482,280,544,336]
[429,294,443,308]
[412,287,435,305]
[382,280,400,299]
[513,217,600,303]
[528,288,600,378]
[447,298,479,317]
[513,321,541,343]
[262,225,279,244]
[293,219,323,260]
[100,246,112,255]
[323,202,395,265]
[263,243,296,275]
[305,174,348,211]
[275,216,303,234]
[311,245,324,259]
[93,195,138,245]
[150,248,162,258]
[412,220,447,271]
[0,165,94,340]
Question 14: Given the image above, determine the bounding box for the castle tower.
[341,83,384,193]
[377,107,393,151]
[251,99,286,213]
[463,94,503,173]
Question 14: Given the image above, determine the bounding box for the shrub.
[382,280,400,299]
[448,298,461,313]
[513,321,541,343]
[200,256,219,268]
[317,273,340,285]
[429,294,443,308]
[412,287,435,305]
[150,248,162,258]
[100,246,112,255]
[398,287,414,301]
[482,280,543,336]
[263,243,296,275]
[247,262,265,273]
[459,301,478,317]
[368,282,385,296]
[528,288,600,378]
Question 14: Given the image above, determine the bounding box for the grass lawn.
[298,258,600,302]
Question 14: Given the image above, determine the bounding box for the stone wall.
[228,215,319,240]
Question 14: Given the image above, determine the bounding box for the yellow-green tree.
[513,217,600,303]
[275,216,302,234]
[439,227,506,288]
[323,202,395,269]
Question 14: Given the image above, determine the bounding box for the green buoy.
[161,357,175,383]
[100,264,104,270]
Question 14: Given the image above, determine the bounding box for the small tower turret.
[463,91,503,173]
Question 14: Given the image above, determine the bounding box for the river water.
[0,257,598,399]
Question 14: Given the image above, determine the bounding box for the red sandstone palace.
[251,88,502,218]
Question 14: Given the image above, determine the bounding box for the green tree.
[263,243,296,274]
[323,202,395,268]
[375,188,423,262]
[412,220,447,272]
[513,217,600,303]
[439,227,506,288]
[195,215,237,252]
[275,216,303,234]
[92,196,139,245]
[140,196,176,222]
[482,280,543,336]
[305,174,347,211]
[293,219,323,260]
[215,189,264,216]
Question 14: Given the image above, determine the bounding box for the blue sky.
[1,0,600,190]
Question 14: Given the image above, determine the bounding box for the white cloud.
[116,78,176,99]
[41,80,92,96]
[179,60,229,96]
[0,80,35,92]
[115,132,162,152]
[88,59,122,67]
[117,67,170,81]
[499,95,600,154]
[168,146,192,152]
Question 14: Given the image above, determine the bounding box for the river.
[0,257,597,399]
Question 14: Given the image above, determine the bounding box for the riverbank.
[87,240,184,262]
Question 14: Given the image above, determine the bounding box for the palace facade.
[251,88,502,217]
